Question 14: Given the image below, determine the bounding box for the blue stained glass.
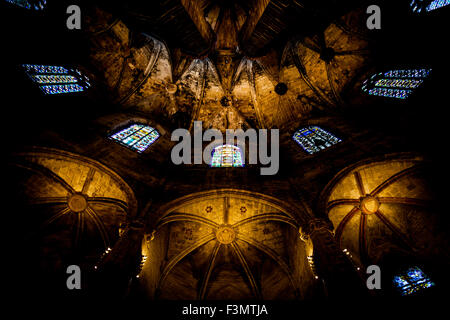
[22,64,90,95]
[374,79,423,89]
[110,124,143,141]
[133,130,160,152]
[211,145,243,167]
[293,126,341,154]
[368,88,412,99]
[362,68,431,99]
[31,75,78,84]
[383,69,431,79]
[109,124,160,153]
[5,0,46,10]
[393,266,435,296]
[23,64,68,74]
[411,0,450,12]
[40,84,85,94]
[394,276,410,287]
[427,0,450,11]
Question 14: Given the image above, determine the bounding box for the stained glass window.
[293,126,341,154]
[22,64,91,95]
[393,266,435,296]
[5,0,46,10]
[362,68,431,99]
[110,124,160,153]
[410,0,450,13]
[211,145,244,167]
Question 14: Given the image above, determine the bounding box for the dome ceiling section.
[256,49,281,83]
[205,4,222,31]
[294,39,342,108]
[214,51,242,97]
[282,40,335,117]
[201,249,258,299]
[84,6,373,131]
[128,37,179,117]
[169,0,217,55]
[175,58,207,126]
[196,58,228,130]
[333,7,373,45]
[214,5,239,51]
[120,0,216,56]
[10,149,137,262]
[157,195,296,226]
[118,35,175,116]
[202,2,248,97]
[86,9,175,113]
[257,48,316,127]
[114,35,160,102]
[323,8,372,104]
[325,158,440,267]
[87,18,132,96]
[277,44,318,122]
[290,8,372,111]
[231,58,268,128]
[239,0,292,57]
[204,0,248,34]
[142,193,305,299]
[177,58,247,132]
[171,49,195,84]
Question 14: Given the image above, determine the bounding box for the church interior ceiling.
[2,0,450,311]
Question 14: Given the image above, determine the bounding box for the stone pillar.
[300,218,368,298]
[90,221,145,300]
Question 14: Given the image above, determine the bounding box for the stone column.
[300,218,368,298]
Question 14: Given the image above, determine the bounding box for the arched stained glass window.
[293,126,341,154]
[211,145,244,167]
[5,0,46,10]
[110,124,160,153]
[393,266,435,296]
[22,64,91,95]
[362,68,431,99]
[410,0,450,13]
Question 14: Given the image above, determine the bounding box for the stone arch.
[7,147,138,284]
[318,152,448,268]
[136,189,319,300]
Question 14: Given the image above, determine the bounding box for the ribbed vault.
[7,148,137,273]
[137,190,317,300]
[322,154,449,267]
[83,6,374,132]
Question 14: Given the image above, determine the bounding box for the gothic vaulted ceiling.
[7,148,137,274]
[4,0,449,303]
[84,4,373,132]
[323,155,450,267]
[138,190,318,300]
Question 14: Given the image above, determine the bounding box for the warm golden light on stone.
[166,83,178,94]
[68,193,88,213]
[360,196,380,214]
[216,226,236,244]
